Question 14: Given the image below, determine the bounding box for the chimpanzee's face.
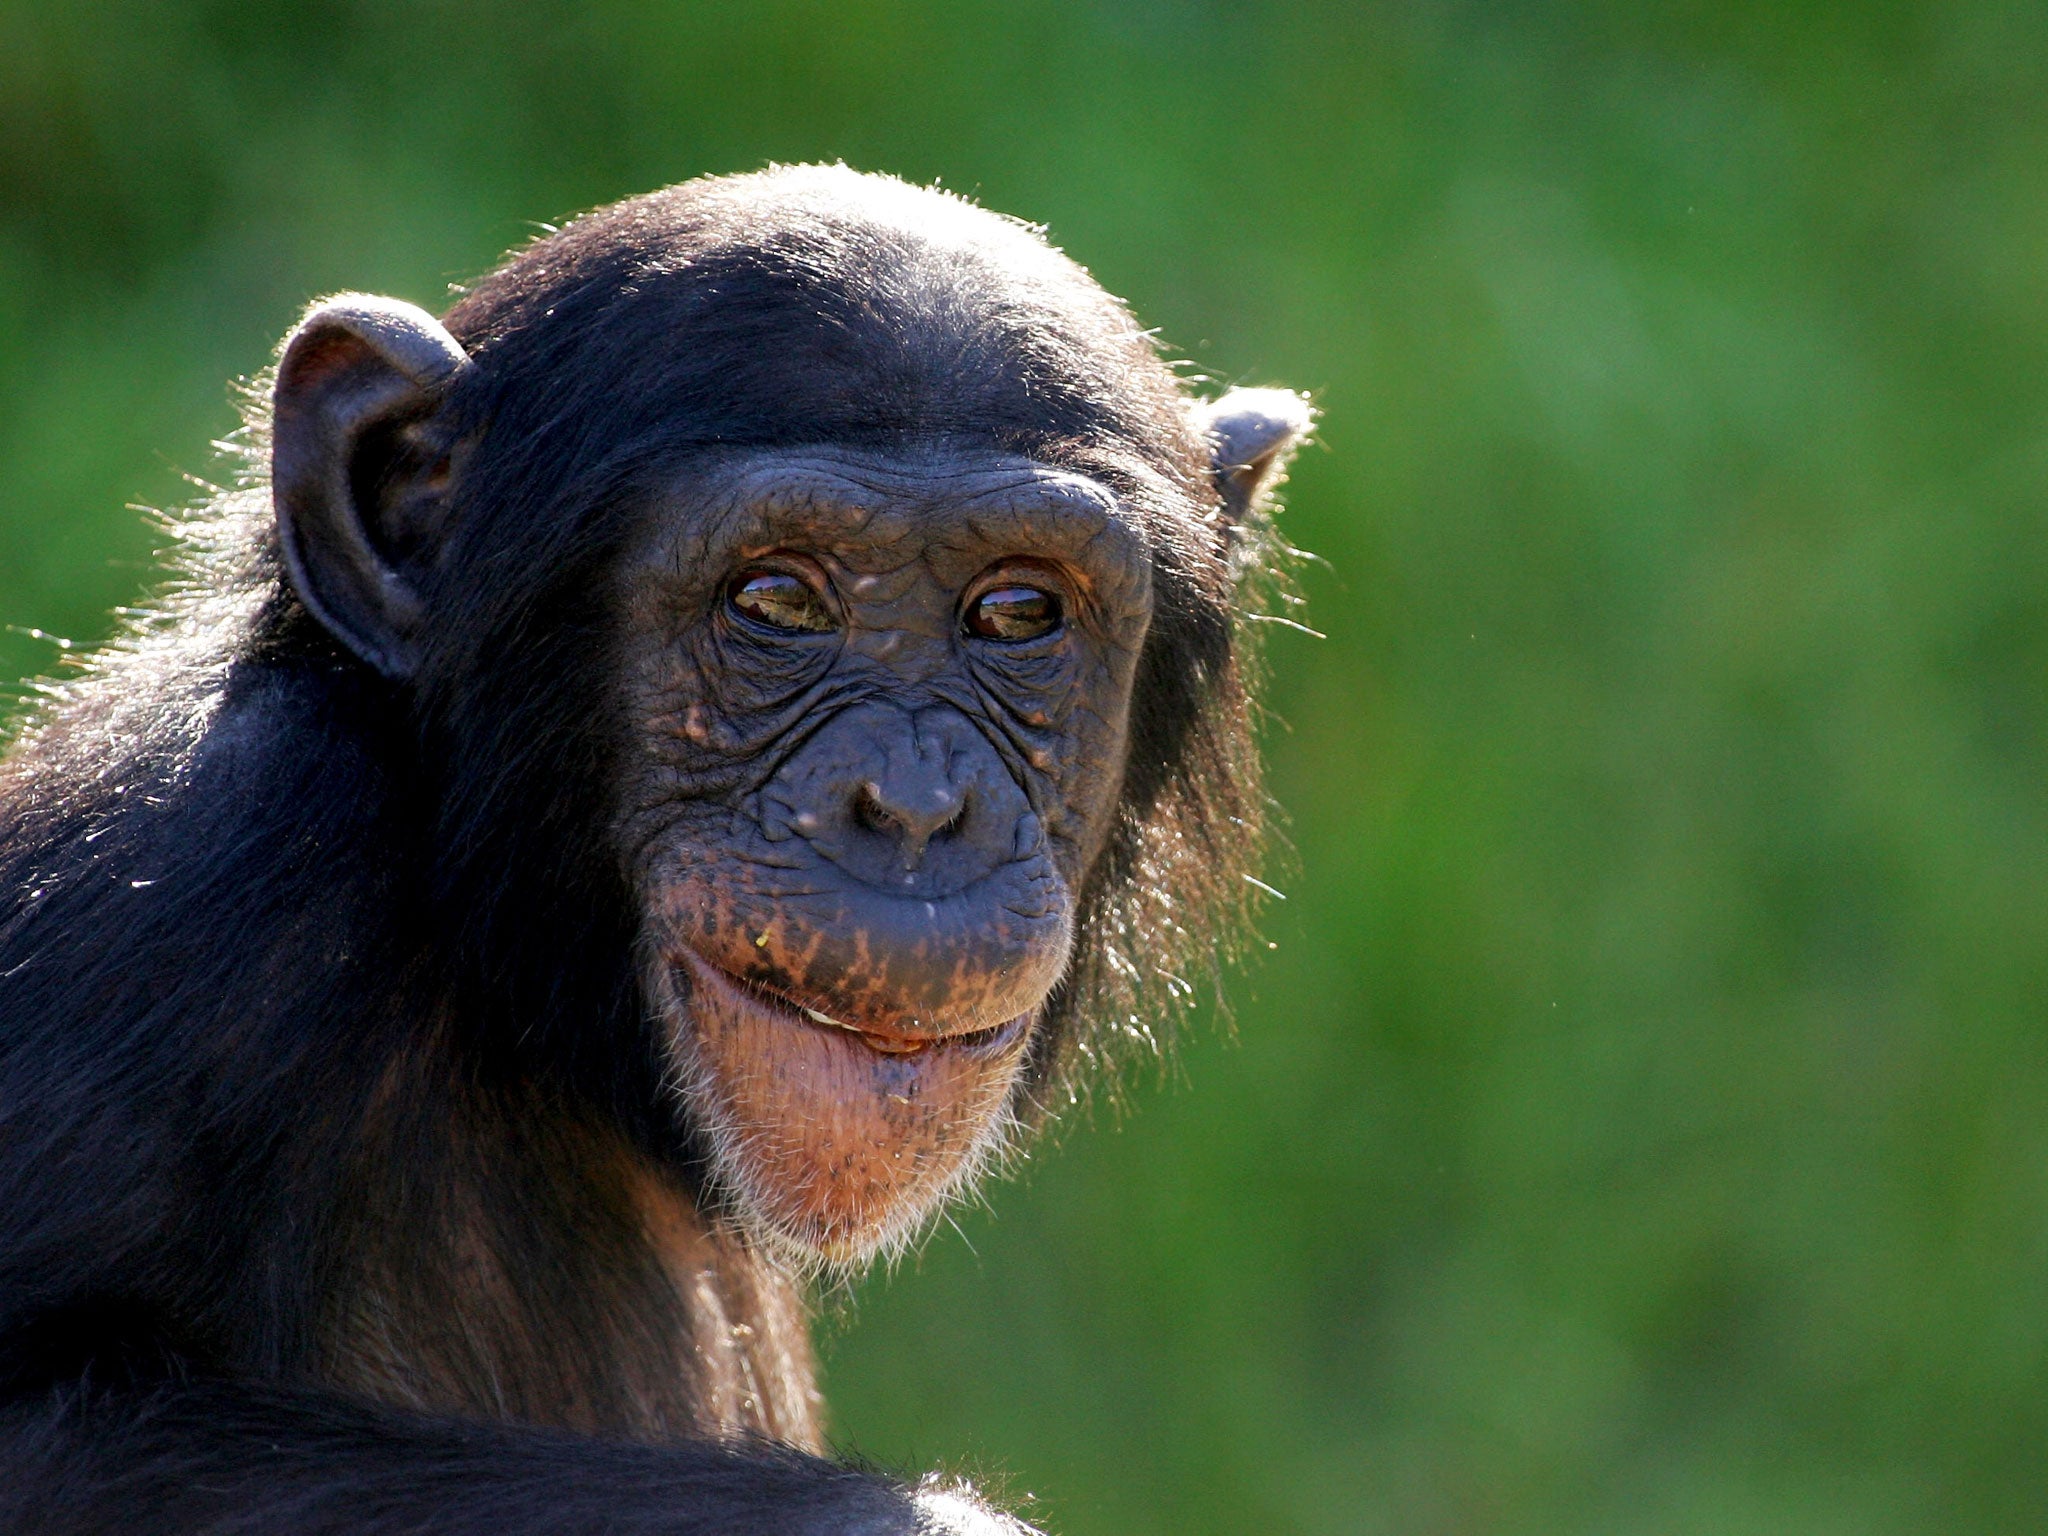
[615,446,1154,1268]
[259,174,1308,1274]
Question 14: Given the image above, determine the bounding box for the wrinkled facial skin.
[616,448,1154,1269]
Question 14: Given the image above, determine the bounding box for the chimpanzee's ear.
[271,294,472,681]
[1197,387,1315,524]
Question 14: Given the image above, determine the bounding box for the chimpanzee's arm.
[0,1381,1032,1536]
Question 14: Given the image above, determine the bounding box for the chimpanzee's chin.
[659,950,1030,1268]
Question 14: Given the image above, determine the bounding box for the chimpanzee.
[0,165,1308,1533]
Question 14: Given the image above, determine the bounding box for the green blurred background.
[4,3,2047,1531]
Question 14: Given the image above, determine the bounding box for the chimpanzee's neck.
[314,1060,824,1446]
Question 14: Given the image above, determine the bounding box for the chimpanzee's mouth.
[659,946,1035,1266]
[678,953,1030,1059]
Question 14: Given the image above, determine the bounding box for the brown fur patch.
[317,1060,820,1450]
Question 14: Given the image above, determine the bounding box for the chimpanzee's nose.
[765,703,1021,895]
[853,774,968,868]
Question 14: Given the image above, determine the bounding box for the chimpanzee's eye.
[726,569,837,634]
[965,585,1062,642]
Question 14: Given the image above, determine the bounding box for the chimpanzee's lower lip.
[677,953,1030,1058]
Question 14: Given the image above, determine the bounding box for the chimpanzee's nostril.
[852,783,893,836]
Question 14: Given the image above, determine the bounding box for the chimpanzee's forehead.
[645,447,1150,579]
[448,178,1197,472]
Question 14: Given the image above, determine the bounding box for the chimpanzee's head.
[266,166,1308,1272]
